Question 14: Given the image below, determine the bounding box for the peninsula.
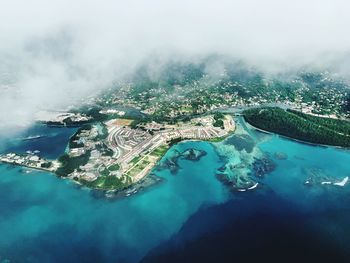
[0,114,235,194]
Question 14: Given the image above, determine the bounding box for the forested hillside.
[243,107,350,147]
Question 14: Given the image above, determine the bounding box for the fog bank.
[1,0,349,130]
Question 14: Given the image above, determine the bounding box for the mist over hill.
[1,0,350,132]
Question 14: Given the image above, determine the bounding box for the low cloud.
[1,0,350,131]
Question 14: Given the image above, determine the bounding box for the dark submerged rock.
[252,156,276,177]
[157,148,207,175]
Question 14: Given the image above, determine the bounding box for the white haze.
[0,0,349,131]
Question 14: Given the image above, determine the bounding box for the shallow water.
[1,122,350,262]
[0,132,228,263]
[143,132,350,262]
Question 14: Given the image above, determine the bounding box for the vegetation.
[69,124,92,148]
[95,124,109,140]
[150,145,169,157]
[108,163,120,171]
[290,110,350,135]
[243,107,350,147]
[40,162,52,168]
[95,142,114,157]
[81,175,125,190]
[130,117,151,129]
[207,135,227,143]
[56,151,91,176]
[213,112,225,129]
[168,137,183,146]
[129,156,142,166]
[126,158,151,178]
[63,116,90,126]
[104,59,349,123]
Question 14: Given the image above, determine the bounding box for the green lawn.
[150,145,169,157]
[126,158,151,177]
[129,156,142,166]
[82,175,125,190]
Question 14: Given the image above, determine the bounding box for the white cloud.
[0,0,349,131]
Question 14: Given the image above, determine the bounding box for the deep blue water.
[1,122,350,262]
[0,125,77,159]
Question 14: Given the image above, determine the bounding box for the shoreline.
[243,118,350,151]
[0,161,55,173]
[74,172,164,199]
[0,132,231,197]
[1,114,236,197]
[3,114,348,198]
[0,160,164,198]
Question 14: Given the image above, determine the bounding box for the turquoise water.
[0,137,228,262]
[1,123,350,262]
[259,135,350,204]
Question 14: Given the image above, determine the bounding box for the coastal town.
[101,70,349,122]
[0,114,235,194]
[1,63,349,196]
[73,114,234,187]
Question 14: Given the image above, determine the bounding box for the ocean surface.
[0,120,350,263]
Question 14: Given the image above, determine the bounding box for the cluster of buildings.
[160,116,232,141]
[103,115,235,184]
[67,125,117,182]
[106,123,161,165]
[0,153,57,172]
[99,109,126,116]
[98,72,349,121]
[69,126,99,157]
